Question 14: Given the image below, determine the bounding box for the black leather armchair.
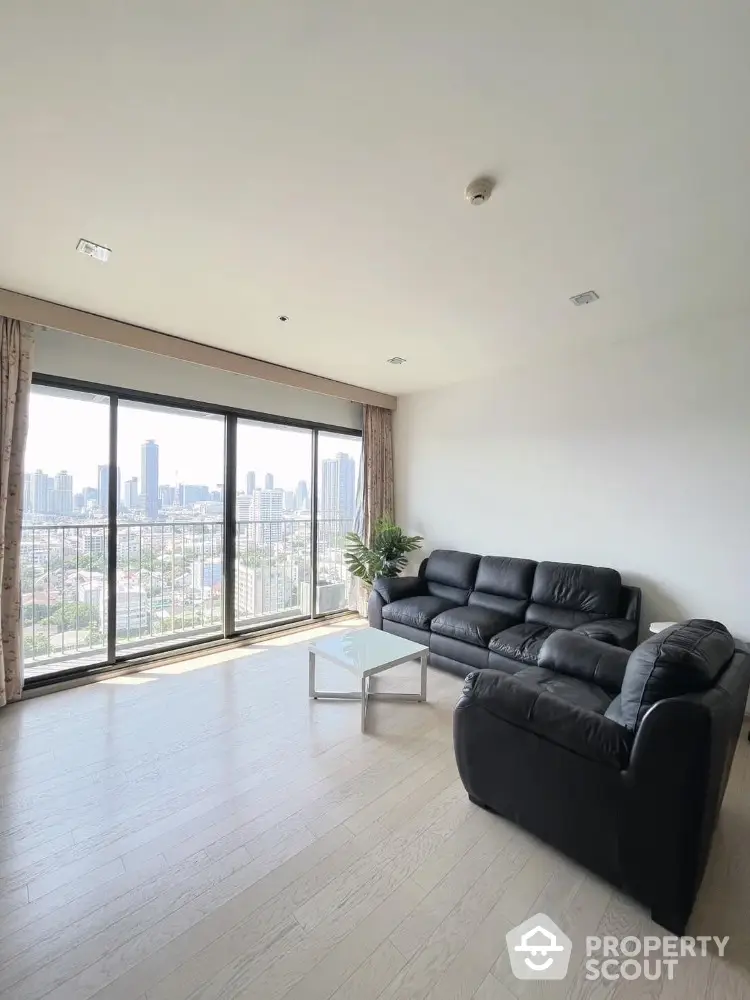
[454,620,750,934]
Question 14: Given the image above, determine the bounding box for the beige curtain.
[361,405,395,542]
[1,318,34,706]
[352,405,394,615]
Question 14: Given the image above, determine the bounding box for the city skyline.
[21,386,362,679]
[23,458,313,517]
[26,390,356,490]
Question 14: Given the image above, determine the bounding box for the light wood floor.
[2,621,750,1000]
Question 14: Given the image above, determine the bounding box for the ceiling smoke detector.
[386,356,406,365]
[464,176,495,205]
[76,238,111,262]
[570,290,599,306]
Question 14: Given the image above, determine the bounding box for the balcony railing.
[21,517,354,678]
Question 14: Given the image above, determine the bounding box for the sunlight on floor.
[102,618,366,683]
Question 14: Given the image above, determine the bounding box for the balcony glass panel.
[115,401,225,656]
[316,432,362,615]
[22,386,110,678]
[235,420,313,630]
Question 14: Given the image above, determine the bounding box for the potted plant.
[344,517,423,601]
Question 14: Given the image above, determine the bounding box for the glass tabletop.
[309,627,427,676]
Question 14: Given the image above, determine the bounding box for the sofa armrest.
[372,575,425,603]
[538,630,630,695]
[457,669,632,770]
[369,576,426,629]
[621,697,712,930]
[574,617,638,649]
[367,589,385,629]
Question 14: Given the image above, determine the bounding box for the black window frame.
[24,372,362,689]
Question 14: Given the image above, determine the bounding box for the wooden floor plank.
[0,621,747,1000]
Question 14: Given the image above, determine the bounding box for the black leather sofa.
[454,619,750,933]
[368,549,641,676]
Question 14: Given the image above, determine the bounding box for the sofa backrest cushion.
[526,561,621,628]
[618,619,735,730]
[468,555,537,619]
[423,549,480,605]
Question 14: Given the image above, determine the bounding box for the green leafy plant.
[344,517,423,588]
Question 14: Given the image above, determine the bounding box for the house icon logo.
[506,913,573,980]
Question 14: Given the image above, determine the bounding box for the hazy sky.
[25,387,361,495]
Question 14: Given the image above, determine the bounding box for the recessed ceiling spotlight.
[278,315,289,322]
[76,238,111,262]
[570,290,599,306]
[464,176,496,206]
[386,357,406,365]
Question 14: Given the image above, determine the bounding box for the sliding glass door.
[22,376,362,683]
[116,401,226,656]
[315,432,362,615]
[21,385,111,679]
[234,419,312,629]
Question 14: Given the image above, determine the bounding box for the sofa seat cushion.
[488,623,556,665]
[460,668,632,769]
[573,618,638,649]
[431,606,519,648]
[382,596,458,631]
[509,666,613,715]
[538,630,630,695]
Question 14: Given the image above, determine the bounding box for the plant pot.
[356,583,371,619]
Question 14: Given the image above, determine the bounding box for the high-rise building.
[178,484,210,505]
[246,471,256,494]
[247,488,284,542]
[82,486,98,507]
[236,494,252,521]
[158,484,176,508]
[123,477,139,510]
[320,453,356,520]
[264,473,274,490]
[295,479,309,510]
[192,557,223,594]
[31,469,52,514]
[97,465,107,507]
[283,490,295,511]
[321,461,336,517]
[236,565,289,620]
[97,465,121,510]
[52,470,74,514]
[74,492,85,511]
[255,488,284,521]
[337,453,356,520]
[141,440,159,519]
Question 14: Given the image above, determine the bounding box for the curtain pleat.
[0,317,34,706]
[351,405,394,615]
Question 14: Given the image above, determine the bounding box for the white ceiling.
[2,2,749,395]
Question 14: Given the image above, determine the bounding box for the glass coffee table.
[309,627,428,733]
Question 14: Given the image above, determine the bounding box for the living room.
[1,3,749,999]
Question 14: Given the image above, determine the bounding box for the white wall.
[394,321,750,641]
[33,325,362,430]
